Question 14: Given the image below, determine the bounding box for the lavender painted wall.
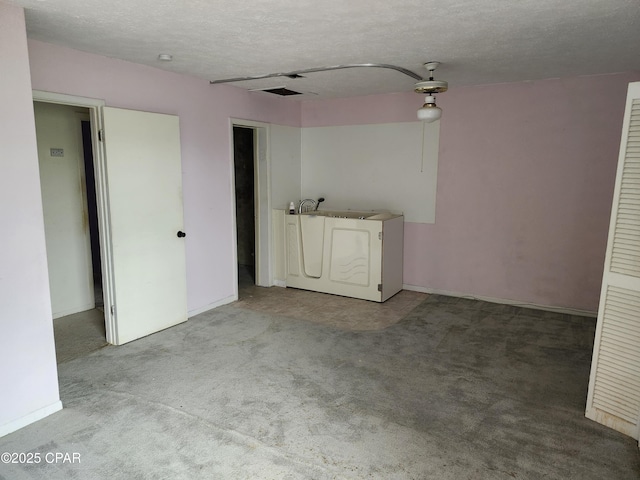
[19,31,640,316]
[302,73,640,312]
[28,40,301,313]
[0,4,60,434]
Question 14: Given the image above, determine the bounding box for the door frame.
[33,90,117,344]
[230,118,272,289]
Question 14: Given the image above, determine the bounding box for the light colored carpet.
[53,308,107,364]
[2,295,639,479]
[235,287,427,331]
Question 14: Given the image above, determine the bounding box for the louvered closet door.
[586,81,640,440]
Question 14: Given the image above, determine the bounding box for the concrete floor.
[1,283,639,479]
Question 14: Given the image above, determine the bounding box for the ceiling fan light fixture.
[415,62,447,122]
[417,95,442,123]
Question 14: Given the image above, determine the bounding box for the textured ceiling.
[9,0,640,99]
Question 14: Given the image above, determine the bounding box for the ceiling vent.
[256,87,303,96]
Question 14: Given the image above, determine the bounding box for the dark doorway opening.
[233,126,256,288]
[81,120,103,308]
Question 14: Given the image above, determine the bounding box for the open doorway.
[34,101,107,363]
[233,126,257,289]
[33,91,189,346]
[231,119,272,293]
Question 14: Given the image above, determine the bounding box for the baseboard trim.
[272,279,286,288]
[402,284,597,318]
[0,401,63,438]
[188,294,237,318]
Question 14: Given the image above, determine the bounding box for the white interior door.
[586,81,640,440]
[103,107,187,345]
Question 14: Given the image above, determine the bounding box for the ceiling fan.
[414,62,448,122]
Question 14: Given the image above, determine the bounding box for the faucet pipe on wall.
[297,197,326,214]
[298,198,316,214]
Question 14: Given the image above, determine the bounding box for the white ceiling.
[10,0,640,99]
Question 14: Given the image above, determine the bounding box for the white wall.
[270,124,302,209]
[34,102,94,318]
[0,3,61,436]
[300,121,439,223]
[269,124,301,286]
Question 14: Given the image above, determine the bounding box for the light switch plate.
[50,148,64,157]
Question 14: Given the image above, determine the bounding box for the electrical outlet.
[50,148,64,157]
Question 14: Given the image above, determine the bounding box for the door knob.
[177,231,186,238]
